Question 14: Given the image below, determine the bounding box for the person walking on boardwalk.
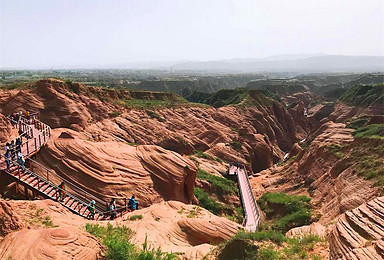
[4,150,11,171]
[108,198,117,220]
[15,138,22,153]
[58,182,66,201]
[128,195,138,211]
[10,141,16,161]
[16,151,25,172]
[88,200,96,220]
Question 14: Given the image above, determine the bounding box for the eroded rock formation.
[329,196,384,260]
[0,227,104,260]
[34,129,197,207]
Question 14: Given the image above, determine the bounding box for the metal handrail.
[242,165,260,228]
[232,164,260,230]
[27,158,106,204]
[7,160,105,217]
[1,113,129,219]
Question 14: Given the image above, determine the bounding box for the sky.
[0,0,383,68]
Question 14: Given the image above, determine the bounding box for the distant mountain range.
[3,54,383,72]
[169,55,384,73]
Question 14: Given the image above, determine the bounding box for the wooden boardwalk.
[0,115,127,220]
[229,165,260,231]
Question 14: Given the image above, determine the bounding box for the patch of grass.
[224,230,323,260]
[146,110,165,122]
[187,206,202,218]
[129,214,143,221]
[194,188,222,215]
[175,136,188,145]
[346,117,369,129]
[109,111,121,117]
[194,150,215,160]
[193,150,223,163]
[339,84,384,106]
[257,245,281,260]
[235,207,244,224]
[25,204,57,228]
[230,140,242,152]
[257,193,312,233]
[349,142,384,189]
[353,124,384,139]
[196,168,238,196]
[235,230,287,246]
[324,144,345,159]
[85,224,176,260]
[42,216,58,228]
[123,98,187,110]
[283,235,322,260]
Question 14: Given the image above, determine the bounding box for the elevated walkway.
[0,114,128,220]
[229,165,260,231]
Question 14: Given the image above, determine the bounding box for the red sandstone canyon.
[0,76,382,260]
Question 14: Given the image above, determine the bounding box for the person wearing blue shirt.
[128,195,138,210]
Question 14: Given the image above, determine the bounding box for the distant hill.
[172,55,384,73]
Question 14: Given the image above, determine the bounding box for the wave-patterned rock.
[0,227,104,260]
[329,196,384,260]
[121,200,240,259]
[34,129,197,208]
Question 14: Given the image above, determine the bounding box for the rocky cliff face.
[34,129,197,207]
[329,196,384,260]
[0,79,310,173]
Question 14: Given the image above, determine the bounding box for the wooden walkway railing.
[0,113,129,220]
[229,164,260,231]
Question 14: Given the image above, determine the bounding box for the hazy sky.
[1,0,383,68]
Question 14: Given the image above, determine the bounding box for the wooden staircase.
[1,113,128,220]
[6,164,104,220]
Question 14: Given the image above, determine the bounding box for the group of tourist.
[57,181,138,220]
[3,110,140,222]
[9,110,33,126]
[3,140,25,172]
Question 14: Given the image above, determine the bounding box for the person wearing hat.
[88,200,96,220]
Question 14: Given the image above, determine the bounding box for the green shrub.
[196,168,238,195]
[225,231,322,260]
[230,140,242,151]
[346,117,368,129]
[339,84,384,106]
[235,207,244,224]
[324,144,345,159]
[146,110,165,122]
[85,223,135,260]
[257,193,312,232]
[123,98,187,110]
[129,215,143,221]
[85,224,176,260]
[109,111,121,117]
[235,230,287,245]
[257,245,281,260]
[193,150,223,163]
[42,216,58,228]
[194,150,215,160]
[350,142,384,188]
[353,124,384,139]
[194,187,222,215]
